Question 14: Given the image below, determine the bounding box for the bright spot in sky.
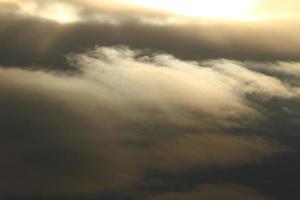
[126,0,257,20]
[18,1,79,24]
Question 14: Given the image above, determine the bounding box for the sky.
[0,0,300,199]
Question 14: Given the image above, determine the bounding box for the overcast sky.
[1,1,300,200]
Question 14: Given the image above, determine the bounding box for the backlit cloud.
[1,1,300,199]
[0,47,290,196]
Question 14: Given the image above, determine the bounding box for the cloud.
[253,0,300,20]
[1,1,300,199]
[244,61,300,87]
[4,0,300,23]
[1,1,300,69]
[145,184,276,200]
[0,46,289,197]
[203,59,300,99]
[144,133,284,171]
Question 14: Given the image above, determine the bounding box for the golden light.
[40,3,79,24]
[18,1,79,24]
[125,0,257,20]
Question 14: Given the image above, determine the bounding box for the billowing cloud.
[1,1,300,199]
[0,46,290,197]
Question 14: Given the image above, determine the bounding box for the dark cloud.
[1,3,300,69]
[145,184,276,200]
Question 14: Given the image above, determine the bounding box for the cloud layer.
[0,46,295,198]
[1,0,300,70]
[146,184,275,200]
[1,1,300,199]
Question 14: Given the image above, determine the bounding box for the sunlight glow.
[18,2,79,24]
[126,0,257,20]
